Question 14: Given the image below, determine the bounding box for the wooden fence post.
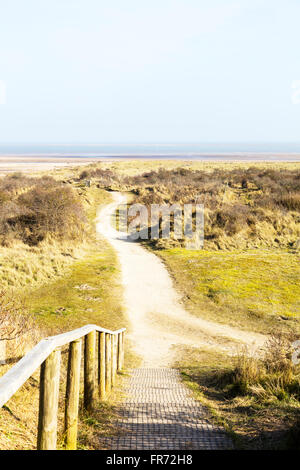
[117,333,122,371]
[121,331,125,369]
[64,339,81,450]
[110,333,113,389]
[111,335,116,387]
[114,335,118,376]
[37,348,61,450]
[84,330,96,411]
[98,332,106,399]
[105,333,111,394]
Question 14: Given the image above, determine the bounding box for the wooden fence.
[0,324,126,450]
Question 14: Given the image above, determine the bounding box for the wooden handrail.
[0,324,126,449]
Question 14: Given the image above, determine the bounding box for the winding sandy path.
[97,193,266,367]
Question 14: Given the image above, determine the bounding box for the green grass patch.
[26,242,124,334]
[158,248,300,334]
[15,187,126,334]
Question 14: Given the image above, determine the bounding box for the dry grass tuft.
[177,338,300,449]
[229,334,300,402]
[0,291,39,362]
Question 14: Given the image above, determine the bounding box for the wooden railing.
[0,324,126,450]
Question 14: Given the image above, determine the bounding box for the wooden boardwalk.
[99,368,233,450]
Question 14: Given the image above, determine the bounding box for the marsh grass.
[176,337,300,449]
[228,334,300,401]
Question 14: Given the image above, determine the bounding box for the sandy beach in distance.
[0,153,300,174]
[0,156,102,174]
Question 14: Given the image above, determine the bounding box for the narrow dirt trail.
[97,193,266,367]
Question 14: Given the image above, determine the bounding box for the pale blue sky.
[0,0,300,143]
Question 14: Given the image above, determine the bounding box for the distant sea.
[1,143,300,161]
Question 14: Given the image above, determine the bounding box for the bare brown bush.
[17,184,85,244]
[79,167,118,186]
[115,167,300,250]
[0,175,86,246]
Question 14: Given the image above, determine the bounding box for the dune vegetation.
[0,173,86,289]
[123,166,300,251]
[76,160,300,448]
[0,160,299,449]
[0,170,130,450]
[176,339,300,450]
[74,162,300,330]
[76,162,300,250]
[72,162,300,330]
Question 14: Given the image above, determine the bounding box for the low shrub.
[0,175,86,246]
[120,167,300,250]
[227,334,300,402]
